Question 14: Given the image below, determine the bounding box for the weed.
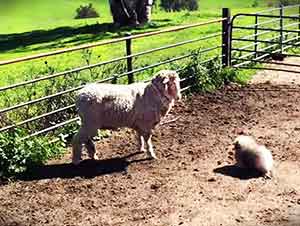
[75,3,100,19]
[0,128,65,179]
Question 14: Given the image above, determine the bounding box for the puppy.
[234,135,274,178]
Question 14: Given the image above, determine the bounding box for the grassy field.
[0,0,268,60]
[0,0,269,85]
[1,0,298,135]
[2,0,299,176]
[0,0,263,34]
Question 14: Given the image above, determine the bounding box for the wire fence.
[1,4,299,143]
[230,4,300,72]
[0,17,226,141]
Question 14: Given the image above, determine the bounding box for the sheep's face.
[152,70,181,101]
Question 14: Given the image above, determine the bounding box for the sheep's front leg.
[72,126,96,165]
[72,131,84,165]
[143,132,157,159]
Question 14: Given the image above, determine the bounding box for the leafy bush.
[74,3,100,19]
[160,0,199,12]
[267,0,299,6]
[0,129,65,179]
[252,0,259,7]
[180,51,238,93]
[0,49,132,180]
[280,0,299,5]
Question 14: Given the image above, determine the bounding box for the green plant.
[180,50,239,93]
[252,0,259,7]
[160,0,199,12]
[0,128,66,179]
[279,0,299,6]
[268,0,299,6]
[74,3,100,19]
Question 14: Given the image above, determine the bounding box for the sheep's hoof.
[148,153,158,160]
[92,154,99,160]
[140,148,147,153]
[263,171,272,179]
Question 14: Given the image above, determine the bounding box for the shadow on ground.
[213,165,263,180]
[18,151,150,181]
[0,20,173,52]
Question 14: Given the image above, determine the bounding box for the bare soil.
[1,58,300,226]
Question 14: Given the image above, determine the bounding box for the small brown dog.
[234,135,274,178]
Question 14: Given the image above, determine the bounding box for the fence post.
[125,33,134,84]
[222,8,231,67]
[298,5,300,41]
[279,4,284,54]
[254,14,258,59]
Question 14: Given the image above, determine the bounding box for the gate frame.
[227,4,300,73]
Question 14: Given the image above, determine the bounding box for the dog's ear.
[162,76,169,84]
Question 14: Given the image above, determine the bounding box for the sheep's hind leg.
[86,138,99,160]
[84,127,99,160]
[137,131,146,153]
[143,133,157,159]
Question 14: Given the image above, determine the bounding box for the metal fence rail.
[0,31,222,92]
[0,16,227,140]
[230,4,300,73]
[2,4,299,142]
[0,19,224,67]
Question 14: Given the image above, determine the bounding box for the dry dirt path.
[0,58,300,226]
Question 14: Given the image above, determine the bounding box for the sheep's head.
[151,70,181,101]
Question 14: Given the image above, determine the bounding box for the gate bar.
[231,48,300,58]
[234,66,300,74]
[233,26,300,34]
[232,13,299,22]
[231,58,300,68]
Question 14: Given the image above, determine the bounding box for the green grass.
[0,0,111,34]
[2,0,297,131]
[2,0,298,169]
[1,0,297,90]
[0,0,268,60]
[0,0,262,34]
[0,0,269,85]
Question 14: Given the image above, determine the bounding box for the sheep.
[72,70,181,165]
[233,135,274,178]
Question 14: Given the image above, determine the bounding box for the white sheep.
[72,70,181,165]
[233,135,274,178]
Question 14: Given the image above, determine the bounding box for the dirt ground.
[1,58,300,226]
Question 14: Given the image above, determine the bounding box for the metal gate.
[230,4,300,74]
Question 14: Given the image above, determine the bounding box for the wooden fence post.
[222,8,231,67]
[298,5,300,41]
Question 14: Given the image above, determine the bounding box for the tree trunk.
[109,0,153,27]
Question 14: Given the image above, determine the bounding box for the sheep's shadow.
[19,151,150,181]
[213,165,262,180]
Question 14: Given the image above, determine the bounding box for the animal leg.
[72,130,84,165]
[86,138,99,160]
[84,128,98,160]
[72,126,91,165]
[137,131,146,152]
[143,132,157,159]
